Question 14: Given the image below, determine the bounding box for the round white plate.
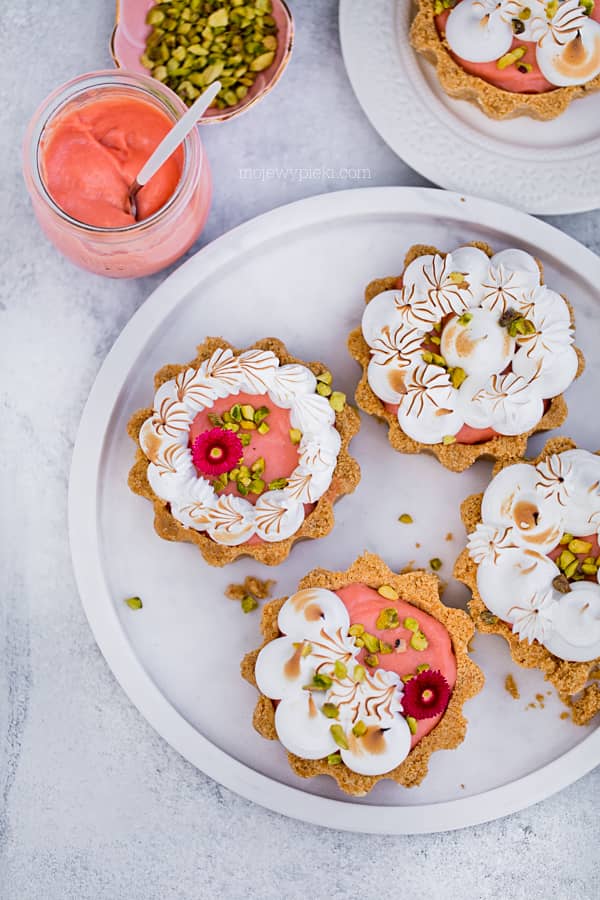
[339,0,600,215]
[69,187,600,834]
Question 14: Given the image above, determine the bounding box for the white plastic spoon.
[128,80,221,219]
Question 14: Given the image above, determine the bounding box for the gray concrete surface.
[1,1,599,898]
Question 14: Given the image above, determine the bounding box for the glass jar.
[23,70,212,278]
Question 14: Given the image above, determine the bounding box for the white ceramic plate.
[339,0,600,215]
[69,187,600,834]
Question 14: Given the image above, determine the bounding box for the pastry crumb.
[504,674,520,700]
[226,575,276,612]
[445,532,453,542]
[415,542,421,549]
[560,711,570,720]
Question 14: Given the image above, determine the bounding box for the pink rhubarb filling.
[336,583,457,748]
[435,4,600,94]
[189,391,313,545]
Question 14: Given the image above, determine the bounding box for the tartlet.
[455,437,600,724]
[348,241,583,472]
[411,0,600,120]
[128,337,360,567]
[241,552,483,796]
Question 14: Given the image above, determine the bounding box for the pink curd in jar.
[23,71,212,278]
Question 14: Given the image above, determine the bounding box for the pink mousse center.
[336,583,457,749]
[189,391,299,498]
[435,4,600,94]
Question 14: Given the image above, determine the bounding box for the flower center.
[209,446,225,460]
[421,689,434,703]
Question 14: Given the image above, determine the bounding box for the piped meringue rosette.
[350,242,581,470]
[411,0,600,119]
[243,554,483,794]
[455,439,600,725]
[128,338,360,566]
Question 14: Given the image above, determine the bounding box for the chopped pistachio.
[223,422,240,433]
[582,563,598,576]
[329,391,346,412]
[560,532,574,545]
[410,631,429,651]
[124,596,143,610]
[379,641,393,654]
[316,382,332,397]
[568,538,593,555]
[497,46,527,69]
[241,595,258,613]
[564,559,580,579]
[321,702,340,719]
[376,607,400,630]
[257,422,270,435]
[407,716,418,735]
[353,638,365,648]
[251,457,265,474]
[254,406,270,424]
[239,433,252,447]
[230,404,242,422]
[403,616,419,632]
[300,641,313,658]
[327,752,342,766]
[241,404,255,421]
[442,434,457,445]
[330,724,349,750]
[399,513,413,524]
[401,673,414,683]
[558,549,576,570]
[416,663,430,673]
[422,350,433,364]
[450,366,467,389]
[480,610,499,625]
[348,623,365,637]
[362,633,380,653]
[429,557,442,571]
[352,720,367,737]
[289,428,302,444]
[334,660,347,679]
[353,664,366,683]
[249,478,265,494]
[240,420,257,430]
[268,477,288,490]
[303,672,333,691]
[457,312,473,326]
[364,653,379,668]
[377,584,399,601]
[317,370,333,385]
